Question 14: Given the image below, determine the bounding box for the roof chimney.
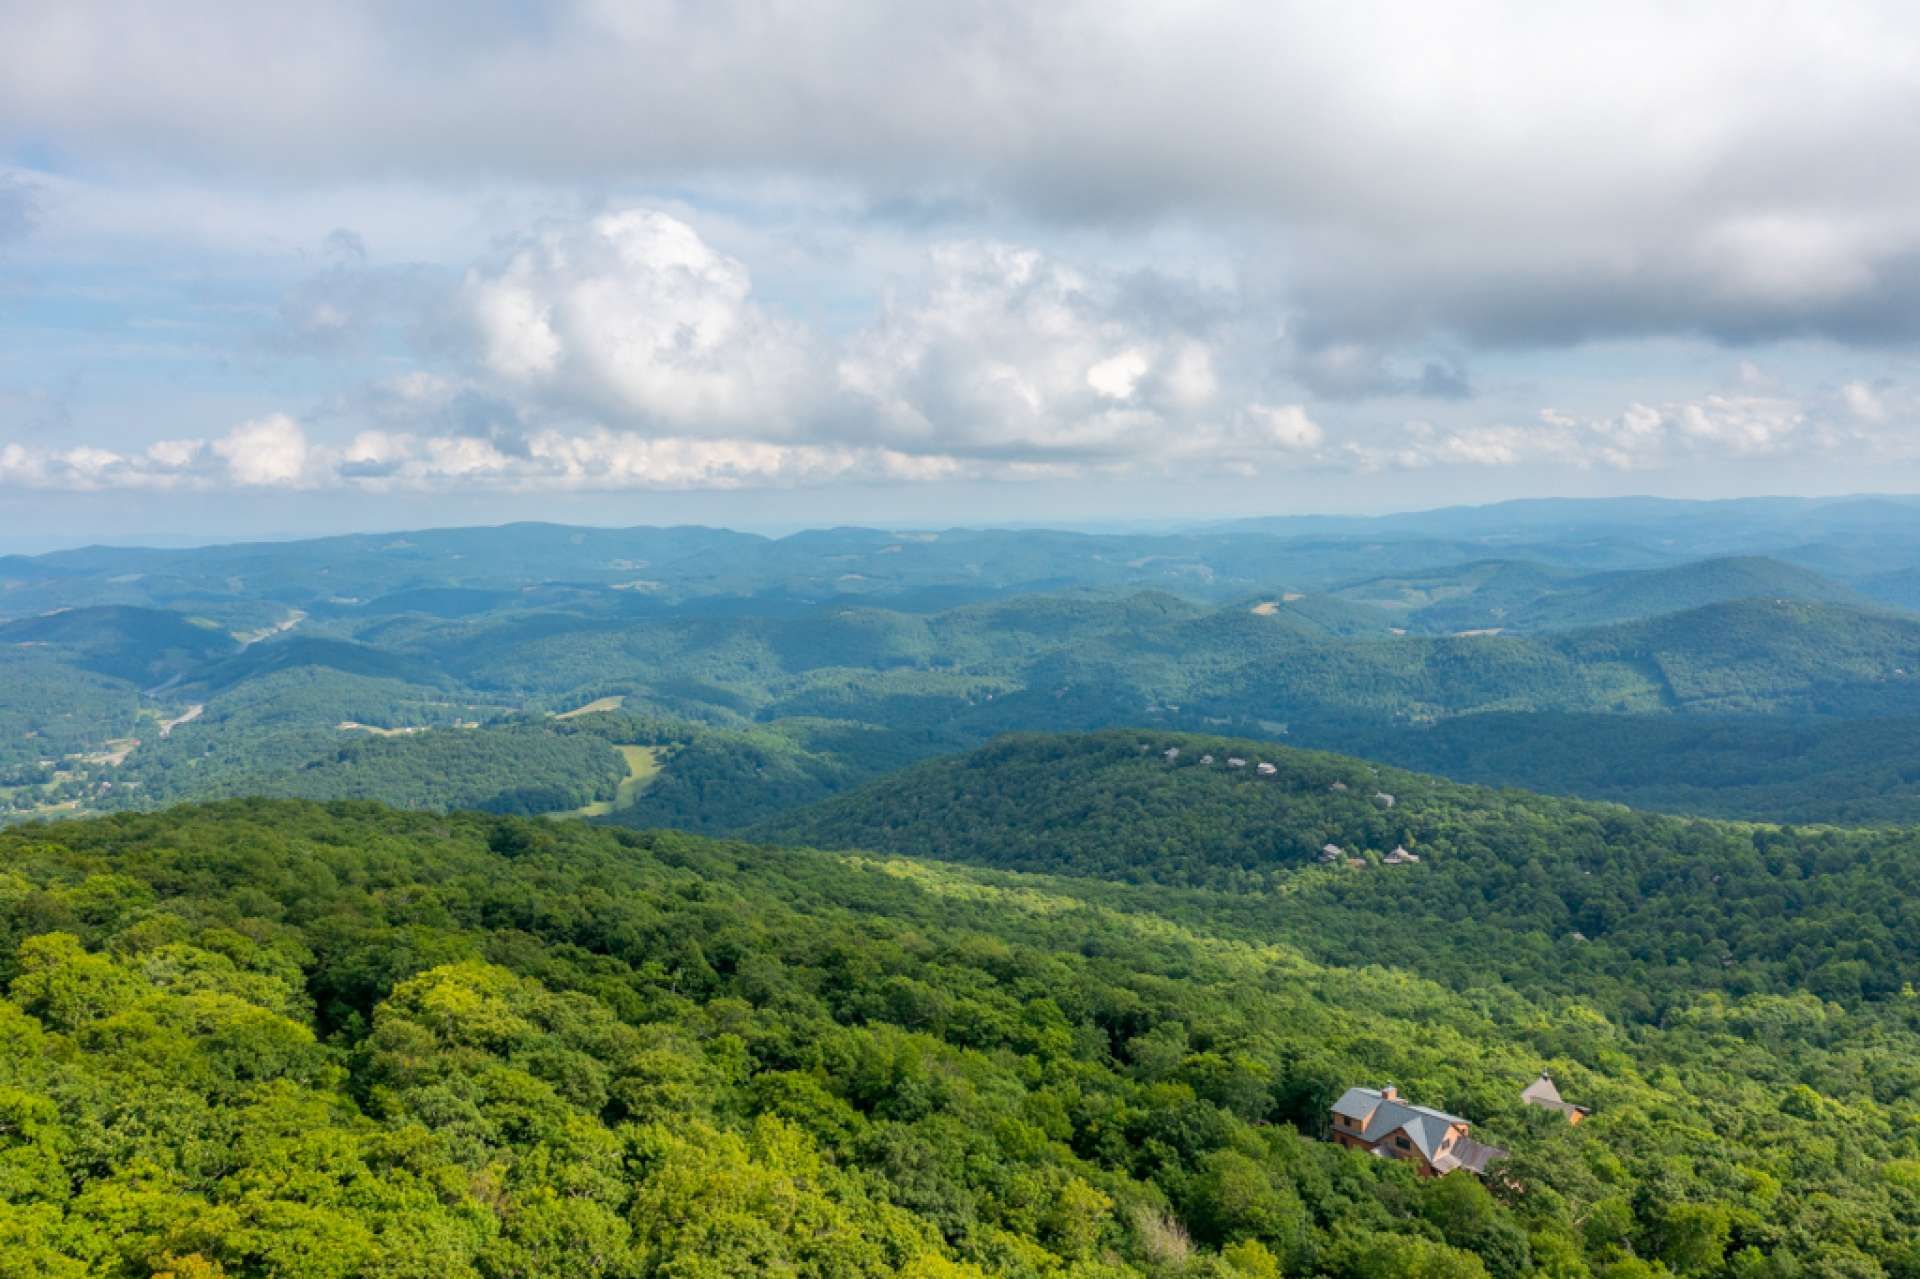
[1381,1085,1398,1100]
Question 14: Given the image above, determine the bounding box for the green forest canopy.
[0,794,1918,1275]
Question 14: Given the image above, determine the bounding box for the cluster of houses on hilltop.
[1329,1071,1590,1178]
[1149,743,1387,794]
[1319,842,1420,869]
[1145,743,1420,870]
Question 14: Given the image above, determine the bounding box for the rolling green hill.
[756,729,1920,1011]
[9,514,1920,831]
[1335,556,1874,635]
[4,797,1920,1273]
[1505,557,1871,630]
[0,605,237,685]
[1293,711,1920,825]
[18,587,1920,828]
[1553,599,1920,716]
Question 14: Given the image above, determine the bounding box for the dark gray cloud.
[1285,341,1474,402]
[7,0,1920,393]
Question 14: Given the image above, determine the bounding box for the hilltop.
[757,729,1920,1011]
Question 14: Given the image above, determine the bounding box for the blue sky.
[4,1,1920,546]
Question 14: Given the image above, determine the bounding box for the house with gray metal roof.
[1520,1071,1590,1124]
[1329,1085,1507,1177]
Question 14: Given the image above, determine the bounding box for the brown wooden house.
[1329,1085,1506,1178]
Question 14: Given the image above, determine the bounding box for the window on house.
[1394,1136,1410,1150]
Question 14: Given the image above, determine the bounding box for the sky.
[5,1,1920,546]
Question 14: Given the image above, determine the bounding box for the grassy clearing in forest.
[556,743,660,818]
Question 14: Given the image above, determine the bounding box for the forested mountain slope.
[758,730,1920,1011]
[16,586,1920,826]
[3,800,1920,1274]
[0,605,238,685]
[1296,711,1920,825]
[10,508,1920,830]
[1505,557,1871,630]
[1334,556,1871,634]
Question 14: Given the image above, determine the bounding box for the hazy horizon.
[8,489,1920,558]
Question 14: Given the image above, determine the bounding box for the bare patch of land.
[158,704,204,738]
[337,722,429,737]
[78,739,139,767]
[556,695,626,720]
[234,610,307,648]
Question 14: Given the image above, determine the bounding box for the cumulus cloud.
[1343,394,1843,474]
[0,417,980,494]
[428,218,1311,476]
[3,375,1905,494]
[214,415,314,485]
[15,198,1915,497]
[836,241,1237,460]
[456,210,815,433]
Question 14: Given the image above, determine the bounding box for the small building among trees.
[1520,1071,1590,1123]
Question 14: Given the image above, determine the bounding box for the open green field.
[556,743,660,818]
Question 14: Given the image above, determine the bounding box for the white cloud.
[12,188,1920,500]
[214,414,313,486]
[0,376,1907,495]
[1345,393,1832,473]
[143,438,205,469]
[1669,395,1808,455]
[458,209,814,433]
[837,241,1238,460]
[1086,349,1152,400]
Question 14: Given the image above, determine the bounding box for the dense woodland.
[759,731,1920,1013]
[1296,712,1920,825]
[10,508,1920,1271]
[4,798,1920,1276]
